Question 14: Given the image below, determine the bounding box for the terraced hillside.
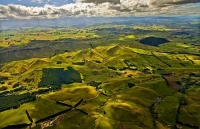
[0,44,199,129]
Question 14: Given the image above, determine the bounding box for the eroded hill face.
[0,44,200,129]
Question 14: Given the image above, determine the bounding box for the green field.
[0,22,200,129]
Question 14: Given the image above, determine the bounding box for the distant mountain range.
[0,16,199,30]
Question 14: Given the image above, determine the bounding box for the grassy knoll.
[94,115,121,129]
[178,88,200,127]
[27,98,68,122]
[0,107,31,128]
[138,78,176,97]
[103,101,154,128]
[43,86,98,106]
[117,86,157,107]
[155,94,181,126]
[0,98,67,128]
[100,77,134,95]
[78,94,109,115]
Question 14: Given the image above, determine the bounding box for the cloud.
[80,0,120,4]
[31,0,43,3]
[0,0,199,19]
[151,0,200,7]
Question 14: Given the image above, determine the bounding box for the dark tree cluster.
[108,66,117,70]
[38,67,82,88]
[0,93,36,112]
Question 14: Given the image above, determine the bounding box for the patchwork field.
[0,19,200,129]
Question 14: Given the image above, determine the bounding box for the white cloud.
[0,0,199,19]
[31,0,43,3]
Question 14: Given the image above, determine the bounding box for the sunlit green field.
[0,28,99,47]
[0,23,200,129]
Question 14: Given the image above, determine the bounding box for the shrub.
[12,82,20,88]
[108,66,117,70]
[88,81,101,87]
[57,61,62,64]
[72,62,85,66]
[0,81,5,84]
[128,83,135,88]
[0,86,7,91]
[94,60,101,63]
[119,67,128,71]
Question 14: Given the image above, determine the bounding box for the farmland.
[0,16,200,129]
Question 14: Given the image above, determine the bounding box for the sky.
[0,0,200,19]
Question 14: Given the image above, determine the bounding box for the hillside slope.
[0,45,200,129]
